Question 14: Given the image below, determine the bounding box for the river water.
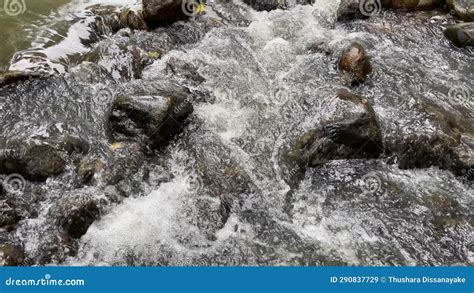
[1,0,473,266]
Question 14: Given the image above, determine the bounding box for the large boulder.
[444,23,474,47]
[57,196,100,239]
[447,0,474,21]
[110,92,193,148]
[383,97,474,178]
[143,0,190,27]
[0,63,115,181]
[338,42,372,85]
[296,89,382,167]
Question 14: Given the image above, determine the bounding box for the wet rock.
[165,57,206,85]
[0,67,116,181]
[104,142,145,185]
[0,139,69,181]
[444,23,474,47]
[143,0,190,27]
[296,89,382,166]
[447,0,474,21]
[59,198,100,239]
[0,244,25,266]
[337,0,443,21]
[110,92,193,148]
[388,0,442,10]
[383,96,473,177]
[88,4,148,31]
[242,0,311,11]
[0,200,20,231]
[337,0,374,21]
[82,41,149,81]
[0,70,45,89]
[338,42,372,85]
[184,127,259,239]
[213,1,252,26]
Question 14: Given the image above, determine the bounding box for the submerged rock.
[296,89,382,167]
[0,71,46,89]
[0,138,82,181]
[384,97,474,177]
[0,200,20,231]
[338,42,372,85]
[243,0,311,11]
[0,244,25,266]
[58,197,100,239]
[444,23,474,47]
[103,142,145,185]
[337,0,443,21]
[110,92,193,148]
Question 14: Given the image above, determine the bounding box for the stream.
[0,0,472,266]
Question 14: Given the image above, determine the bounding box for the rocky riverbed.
[0,0,472,266]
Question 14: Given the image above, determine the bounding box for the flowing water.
[1,0,473,266]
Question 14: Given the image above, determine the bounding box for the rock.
[447,0,474,21]
[165,57,206,85]
[143,0,190,27]
[0,139,72,181]
[0,200,20,231]
[296,89,382,166]
[338,42,372,85]
[0,244,25,266]
[104,142,145,185]
[337,0,374,21]
[387,0,442,10]
[444,23,474,47]
[384,97,474,177]
[88,5,148,31]
[0,66,116,181]
[59,198,100,239]
[337,0,443,21]
[0,70,45,89]
[242,0,311,11]
[81,41,149,81]
[110,92,193,148]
